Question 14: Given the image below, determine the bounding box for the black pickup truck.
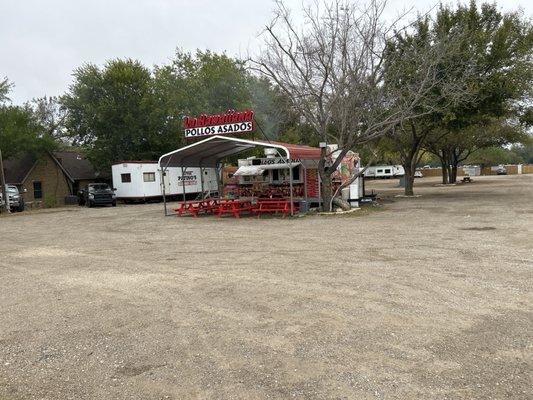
[78,183,117,207]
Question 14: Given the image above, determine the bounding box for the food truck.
[227,145,363,207]
[112,161,218,201]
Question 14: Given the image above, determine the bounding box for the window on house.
[33,181,43,199]
[121,173,131,183]
[292,166,300,181]
[143,172,156,182]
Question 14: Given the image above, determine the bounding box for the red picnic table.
[253,198,296,218]
[215,198,253,218]
[174,198,220,217]
[175,197,299,218]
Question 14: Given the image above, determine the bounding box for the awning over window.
[233,165,264,176]
[233,162,301,176]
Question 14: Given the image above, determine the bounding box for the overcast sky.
[1,0,531,104]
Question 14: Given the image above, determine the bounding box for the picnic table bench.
[215,199,253,218]
[175,198,299,218]
[174,198,220,217]
[253,198,297,218]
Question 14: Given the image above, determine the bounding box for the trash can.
[299,200,309,213]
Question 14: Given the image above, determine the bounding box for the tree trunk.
[320,172,333,212]
[441,149,455,184]
[332,196,351,211]
[449,151,460,183]
[318,146,333,212]
[401,161,416,196]
[440,160,448,184]
[0,148,9,214]
[445,165,451,183]
[450,164,458,184]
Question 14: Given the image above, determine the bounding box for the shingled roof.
[51,150,105,180]
[3,153,37,185]
[2,150,106,185]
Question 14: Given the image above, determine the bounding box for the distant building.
[2,150,109,207]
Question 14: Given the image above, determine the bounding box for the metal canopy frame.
[158,136,321,217]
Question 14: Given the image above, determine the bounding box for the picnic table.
[253,198,297,218]
[174,198,220,217]
[215,199,253,218]
[175,197,299,218]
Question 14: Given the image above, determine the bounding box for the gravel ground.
[0,175,531,400]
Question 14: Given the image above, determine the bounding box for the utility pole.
[0,148,9,214]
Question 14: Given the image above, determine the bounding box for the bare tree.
[251,0,470,210]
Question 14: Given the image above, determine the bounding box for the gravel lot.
[0,175,532,399]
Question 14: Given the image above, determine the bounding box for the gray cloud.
[1,0,530,104]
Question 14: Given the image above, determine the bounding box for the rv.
[363,165,405,179]
[112,161,218,201]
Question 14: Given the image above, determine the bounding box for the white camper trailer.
[112,162,218,201]
[363,165,405,179]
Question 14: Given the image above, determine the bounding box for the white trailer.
[112,162,218,201]
[363,165,405,179]
[464,165,482,176]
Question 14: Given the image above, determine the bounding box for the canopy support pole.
[199,165,205,199]
[161,169,168,216]
[318,172,322,210]
[181,166,187,204]
[289,160,294,216]
[216,163,222,198]
[162,156,174,216]
[303,164,308,205]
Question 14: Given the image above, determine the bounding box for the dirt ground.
[0,175,531,400]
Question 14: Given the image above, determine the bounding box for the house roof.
[159,136,321,169]
[111,160,159,165]
[52,151,107,180]
[3,153,36,185]
[2,150,106,185]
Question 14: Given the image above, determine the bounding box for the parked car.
[0,185,25,212]
[78,183,117,207]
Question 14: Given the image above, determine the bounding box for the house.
[3,150,108,207]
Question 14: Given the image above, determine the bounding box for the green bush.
[43,194,57,208]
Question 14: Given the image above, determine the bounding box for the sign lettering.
[183,110,254,139]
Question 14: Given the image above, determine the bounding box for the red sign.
[183,109,254,139]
